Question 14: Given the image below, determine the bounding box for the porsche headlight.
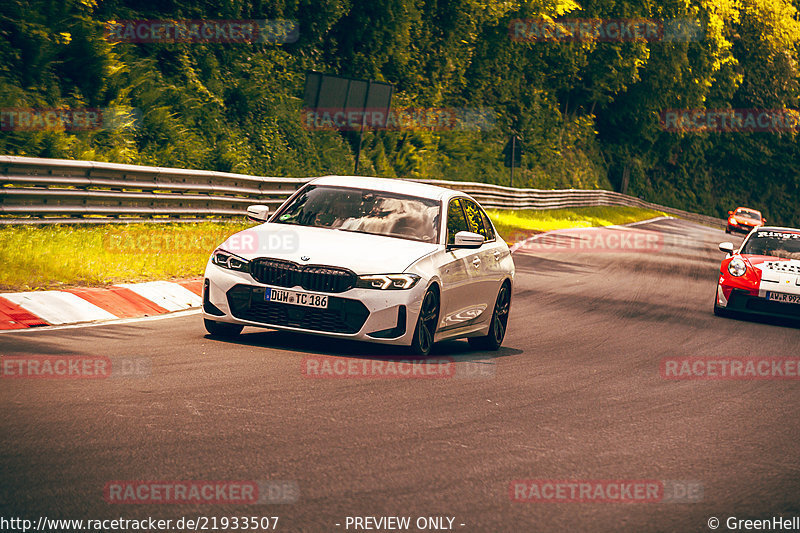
[727,256,747,277]
[356,273,420,290]
[211,249,250,272]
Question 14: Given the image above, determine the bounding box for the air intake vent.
[249,258,357,293]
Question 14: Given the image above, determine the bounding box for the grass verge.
[487,206,666,244]
[0,222,252,291]
[0,206,667,291]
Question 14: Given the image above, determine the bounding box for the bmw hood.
[217,223,440,274]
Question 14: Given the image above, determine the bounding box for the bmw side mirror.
[719,242,734,255]
[452,231,485,249]
[762,217,767,224]
[728,211,733,216]
[246,205,270,223]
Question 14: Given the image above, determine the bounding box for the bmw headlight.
[728,217,737,224]
[356,273,420,290]
[211,249,250,272]
[727,256,747,277]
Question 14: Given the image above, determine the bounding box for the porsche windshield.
[272,185,440,244]
[735,209,761,219]
[742,230,800,259]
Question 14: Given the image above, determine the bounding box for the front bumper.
[717,285,800,320]
[727,222,756,234]
[202,262,426,345]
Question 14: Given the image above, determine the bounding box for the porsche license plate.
[265,288,328,309]
[767,292,800,304]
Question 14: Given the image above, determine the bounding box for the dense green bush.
[1,0,798,224]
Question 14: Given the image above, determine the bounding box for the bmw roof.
[309,175,461,202]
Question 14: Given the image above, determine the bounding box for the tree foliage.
[1,0,798,224]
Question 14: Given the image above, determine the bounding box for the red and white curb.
[0,278,203,330]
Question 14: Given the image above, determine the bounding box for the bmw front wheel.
[204,318,244,338]
[410,288,439,356]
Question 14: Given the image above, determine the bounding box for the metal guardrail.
[0,156,308,224]
[412,179,726,228]
[0,156,725,228]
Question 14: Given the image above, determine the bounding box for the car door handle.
[472,257,481,268]
[493,251,502,261]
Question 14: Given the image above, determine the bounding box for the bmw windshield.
[272,185,441,244]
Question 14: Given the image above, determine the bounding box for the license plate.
[265,288,328,309]
[767,292,800,304]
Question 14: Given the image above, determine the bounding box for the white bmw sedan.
[202,176,515,355]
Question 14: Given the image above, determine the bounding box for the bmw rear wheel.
[469,282,511,351]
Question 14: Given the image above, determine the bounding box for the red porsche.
[715,227,800,319]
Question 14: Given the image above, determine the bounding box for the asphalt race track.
[2,219,799,532]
